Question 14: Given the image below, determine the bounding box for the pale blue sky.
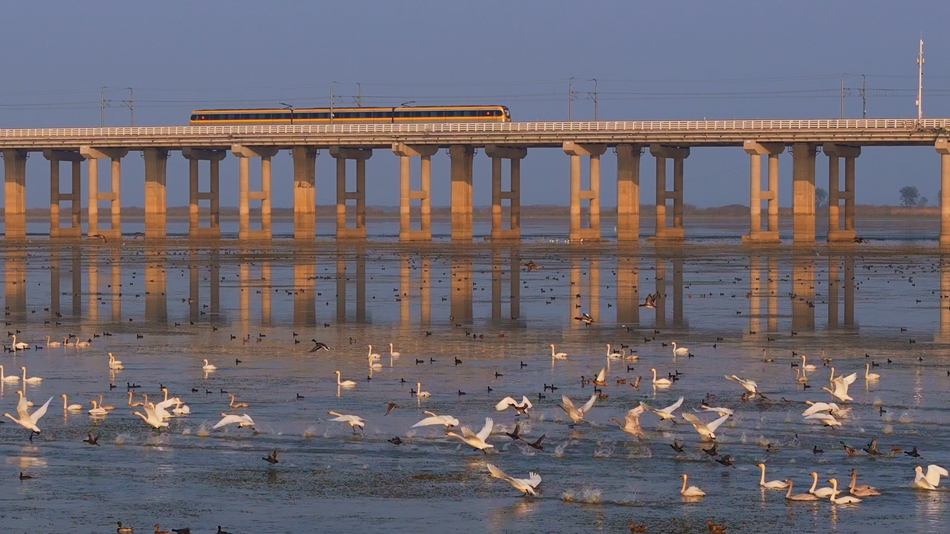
[1,1,949,208]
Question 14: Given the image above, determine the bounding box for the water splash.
[196,425,210,438]
[303,426,317,438]
[561,487,602,504]
[593,441,614,458]
[898,412,914,424]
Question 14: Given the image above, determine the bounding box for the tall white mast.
[916,38,924,121]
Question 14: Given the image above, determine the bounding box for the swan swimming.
[60,394,82,412]
[864,363,880,382]
[335,370,356,388]
[108,353,124,370]
[550,344,567,360]
[650,368,672,387]
[606,344,623,359]
[809,471,835,498]
[415,382,430,398]
[3,393,53,440]
[486,463,541,496]
[800,354,817,371]
[10,334,29,351]
[201,359,217,371]
[757,463,789,489]
[679,473,705,497]
[445,417,493,453]
[0,365,20,383]
[20,366,43,384]
[88,399,108,417]
[784,478,818,501]
[367,345,381,360]
[388,343,400,358]
[848,469,880,496]
[827,478,861,504]
[46,335,61,348]
[670,342,689,357]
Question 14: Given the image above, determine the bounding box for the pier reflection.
[336,244,366,323]
[748,255,778,334]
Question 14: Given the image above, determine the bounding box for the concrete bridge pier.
[563,142,607,241]
[291,147,318,240]
[2,149,28,239]
[649,145,690,241]
[449,146,474,241]
[44,150,85,238]
[80,146,128,239]
[791,143,817,244]
[143,149,169,239]
[392,143,438,241]
[741,141,784,244]
[937,140,950,247]
[183,148,225,238]
[824,143,860,242]
[485,145,527,240]
[231,145,278,240]
[616,144,642,242]
[330,147,372,239]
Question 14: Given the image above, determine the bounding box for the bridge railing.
[1,118,949,139]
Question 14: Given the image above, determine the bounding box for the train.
[189,105,511,125]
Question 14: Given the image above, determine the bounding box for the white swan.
[801,355,817,371]
[61,394,82,411]
[802,401,846,417]
[679,473,705,497]
[670,342,689,357]
[172,399,191,415]
[134,404,169,429]
[446,417,493,452]
[212,413,254,430]
[74,338,90,348]
[10,334,29,351]
[606,343,623,359]
[848,469,880,496]
[608,405,645,437]
[784,478,818,501]
[914,465,949,490]
[335,370,356,388]
[0,365,20,383]
[695,403,733,417]
[88,399,108,417]
[153,396,178,421]
[804,412,842,427]
[388,343,400,358]
[411,410,459,428]
[108,353,124,370]
[757,463,789,489]
[724,374,757,395]
[127,391,143,407]
[368,355,382,371]
[494,396,533,415]
[3,394,52,438]
[809,472,835,498]
[556,394,597,424]
[46,335,61,348]
[16,389,33,408]
[828,478,861,504]
[650,368,672,387]
[201,359,217,371]
[641,396,684,421]
[228,394,249,408]
[367,345,381,360]
[864,363,880,382]
[486,463,542,496]
[550,344,567,360]
[415,382,430,398]
[20,366,42,384]
[681,412,730,441]
[327,410,365,433]
[821,371,857,402]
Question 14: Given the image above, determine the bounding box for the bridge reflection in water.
[2,243,947,342]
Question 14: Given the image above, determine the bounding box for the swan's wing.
[155,398,178,411]
[16,394,30,420]
[724,375,737,382]
[838,372,858,387]
[680,412,705,432]
[486,463,509,481]
[460,425,476,438]
[595,367,606,382]
[639,401,654,413]
[705,413,731,433]
[925,465,949,486]
[520,396,533,409]
[476,417,494,441]
[412,416,446,428]
[802,402,830,416]
[213,415,240,428]
[445,416,459,427]
[624,405,644,428]
[422,410,438,417]
[240,414,255,425]
[662,396,684,414]
[526,471,542,488]
[494,397,517,411]
[29,397,53,424]
[579,394,598,414]
[560,395,577,411]
[804,413,835,424]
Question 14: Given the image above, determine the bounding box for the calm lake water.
[2,219,950,533]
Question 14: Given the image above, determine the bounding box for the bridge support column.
[2,149,28,239]
[232,145,278,240]
[392,143,438,241]
[143,148,169,239]
[616,144,641,242]
[563,141,607,241]
[80,146,129,239]
[824,144,860,242]
[940,140,950,247]
[649,144,690,240]
[741,141,783,244]
[485,145,527,240]
[291,147,318,240]
[449,146,474,241]
[44,150,85,238]
[330,147,372,239]
[183,149,225,238]
[791,143,817,244]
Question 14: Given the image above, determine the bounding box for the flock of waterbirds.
[2,312,948,534]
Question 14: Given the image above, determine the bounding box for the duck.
[116,522,134,534]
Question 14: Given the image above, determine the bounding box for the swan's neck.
[785,482,793,498]
[759,466,766,485]
[681,476,687,493]
[809,474,817,493]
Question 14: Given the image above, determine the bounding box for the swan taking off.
[827,478,861,504]
[914,465,949,490]
[681,412,730,441]
[212,413,255,430]
[757,463,789,489]
[486,463,542,496]
[679,474,705,497]
[556,394,597,424]
[445,417,493,453]
[3,394,53,441]
[724,375,757,395]
[327,410,365,433]
[0,365,20,383]
[201,359,217,371]
[411,411,459,429]
[608,405,645,437]
[641,396,684,422]
[494,396,533,415]
[821,371,857,402]
[134,403,170,429]
[670,342,689,357]
[550,344,567,360]
[335,370,356,388]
